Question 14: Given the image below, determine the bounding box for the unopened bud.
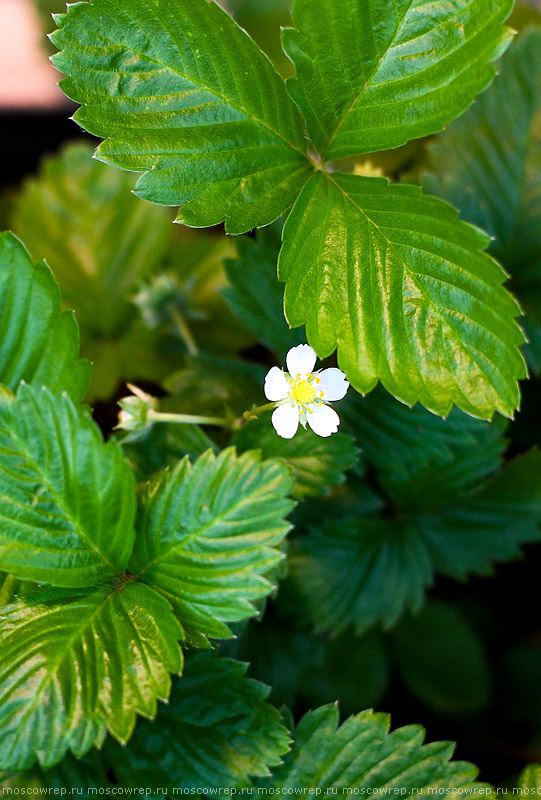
[116,384,158,432]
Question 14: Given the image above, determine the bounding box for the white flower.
[264,344,349,439]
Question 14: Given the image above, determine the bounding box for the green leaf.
[280,171,526,419]
[340,385,501,485]
[12,142,171,338]
[297,631,389,718]
[0,573,27,606]
[380,416,507,513]
[233,416,358,498]
[282,0,513,161]
[0,752,110,796]
[121,421,217,482]
[259,705,488,791]
[391,601,490,714]
[0,582,182,771]
[129,448,294,645]
[518,765,541,792]
[11,142,177,401]
[423,29,541,373]
[228,621,326,710]
[106,652,290,791]
[0,384,135,587]
[0,231,89,402]
[51,0,312,234]
[292,451,541,634]
[0,386,14,404]
[232,621,389,716]
[292,518,432,635]
[223,227,304,355]
[309,631,390,716]
[418,450,541,579]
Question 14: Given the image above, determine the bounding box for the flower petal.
[318,368,349,401]
[286,344,317,379]
[272,403,300,439]
[306,403,340,437]
[264,366,290,401]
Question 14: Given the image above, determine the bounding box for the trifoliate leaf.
[380,416,507,513]
[0,384,135,587]
[232,621,389,716]
[340,385,501,485]
[282,0,513,160]
[424,29,541,253]
[223,228,304,355]
[0,583,182,771]
[51,0,312,234]
[129,448,294,645]
[233,416,358,498]
[292,518,432,635]
[259,705,488,791]
[106,652,290,791]
[392,601,491,714]
[424,29,541,373]
[280,172,526,420]
[419,450,541,579]
[11,143,178,401]
[292,452,541,634]
[0,232,89,402]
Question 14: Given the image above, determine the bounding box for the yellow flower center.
[291,378,317,406]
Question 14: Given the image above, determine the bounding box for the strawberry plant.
[1,0,541,793]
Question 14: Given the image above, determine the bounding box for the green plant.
[1,0,541,792]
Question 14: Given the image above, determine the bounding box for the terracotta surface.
[0,0,65,109]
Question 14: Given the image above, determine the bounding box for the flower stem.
[138,401,277,431]
[148,410,229,427]
[243,402,277,421]
[171,307,199,356]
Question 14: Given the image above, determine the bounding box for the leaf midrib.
[319,0,500,161]
[0,423,122,579]
[320,0,415,161]
[0,587,116,765]
[133,479,283,581]
[324,173,512,404]
[325,172,517,355]
[72,15,309,163]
